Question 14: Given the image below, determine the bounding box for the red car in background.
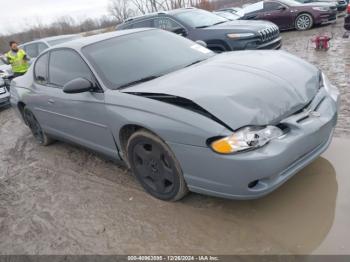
[345,4,350,30]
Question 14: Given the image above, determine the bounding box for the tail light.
[347,4,350,14]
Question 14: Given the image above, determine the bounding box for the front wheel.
[295,13,314,31]
[126,130,188,201]
[23,107,54,146]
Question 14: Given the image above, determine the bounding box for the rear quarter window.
[34,53,49,84]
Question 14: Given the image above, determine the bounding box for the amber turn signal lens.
[211,138,234,154]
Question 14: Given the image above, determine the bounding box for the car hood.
[205,20,276,31]
[123,51,320,130]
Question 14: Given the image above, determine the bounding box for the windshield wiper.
[196,25,210,28]
[118,75,161,89]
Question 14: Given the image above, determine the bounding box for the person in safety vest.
[2,41,29,77]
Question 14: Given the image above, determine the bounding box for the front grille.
[258,25,280,43]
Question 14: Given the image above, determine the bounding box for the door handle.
[48,99,55,104]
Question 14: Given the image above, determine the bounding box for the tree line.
[0,0,242,53]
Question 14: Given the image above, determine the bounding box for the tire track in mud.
[0,108,289,255]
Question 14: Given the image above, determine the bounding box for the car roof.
[123,7,196,23]
[21,34,80,46]
[49,28,155,50]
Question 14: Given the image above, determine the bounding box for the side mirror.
[63,77,94,94]
[195,40,208,48]
[173,27,187,37]
[277,5,287,10]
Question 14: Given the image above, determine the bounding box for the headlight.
[210,126,284,154]
[227,33,255,39]
[312,7,329,11]
[321,72,339,103]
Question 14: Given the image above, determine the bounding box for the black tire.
[126,130,188,201]
[23,107,54,146]
[295,13,313,31]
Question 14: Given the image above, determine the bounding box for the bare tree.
[0,15,118,53]
[0,0,246,53]
[108,0,134,22]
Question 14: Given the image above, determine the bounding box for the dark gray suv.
[117,8,282,52]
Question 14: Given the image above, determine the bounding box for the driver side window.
[48,49,94,87]
[264,2,284,11]
[153,17,185,35]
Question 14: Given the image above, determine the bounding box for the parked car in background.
[241,0,337,30]
[213,11,242,20]
[345,3,350,29]
[0,77,10,108]
[216,7,245,17]
[294,0,347,12]
[0,57,13,79]
[20,34,82,59]
[10,29,339,201]
[117,8,282,52]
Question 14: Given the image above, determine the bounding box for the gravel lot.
[0,19,349,255]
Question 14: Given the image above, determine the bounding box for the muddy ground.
[0,19,349,255]
[282,20,350,137]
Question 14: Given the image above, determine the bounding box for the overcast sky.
[0,0,111,35]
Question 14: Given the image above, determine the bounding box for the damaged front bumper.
[167,87,339,200]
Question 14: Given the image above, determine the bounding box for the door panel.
[33,49,119,159]
[43,87,118,158]
[262,2,292,29]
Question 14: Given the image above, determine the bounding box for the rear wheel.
[126,130,188,201]
[23,108,54,146]
[295,13,313,30]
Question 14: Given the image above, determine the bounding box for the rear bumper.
[168,91,338,200]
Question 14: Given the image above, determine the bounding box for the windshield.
[241,2,264,14]
[278,0,302,6]
[174,9,228,28]
[47,35,82,46]
[82,30,214,89]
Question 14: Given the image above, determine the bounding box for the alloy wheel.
[296,14,312,30]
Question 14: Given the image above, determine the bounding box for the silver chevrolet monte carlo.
[10,28,340,201]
